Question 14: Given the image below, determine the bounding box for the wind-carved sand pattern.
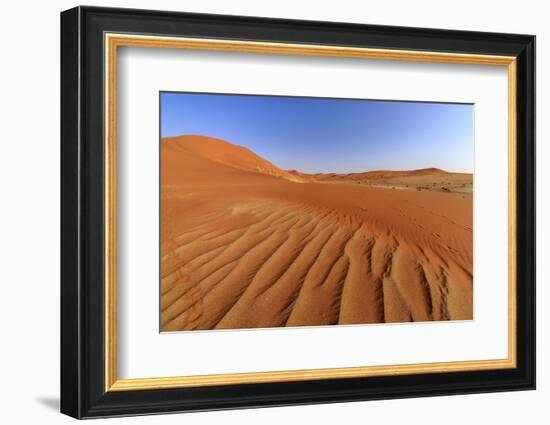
[161,135,473,331]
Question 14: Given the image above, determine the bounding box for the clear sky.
[160,92,473,174]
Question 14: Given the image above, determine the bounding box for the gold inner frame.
[104,33,517,392]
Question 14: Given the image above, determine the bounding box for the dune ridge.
[163,135,307,183]
[161,135,473,331]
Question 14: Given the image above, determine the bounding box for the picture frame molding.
[61,5,535,419]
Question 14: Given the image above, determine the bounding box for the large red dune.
[161,135,473,331]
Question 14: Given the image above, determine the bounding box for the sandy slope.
[161,135,473,331]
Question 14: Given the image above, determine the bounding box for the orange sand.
[161,135,473,331]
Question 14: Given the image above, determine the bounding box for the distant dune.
[315,167,448,180]
[290,167,472,193]
[161,135,473,331]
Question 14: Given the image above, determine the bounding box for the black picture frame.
[60,5,535,419]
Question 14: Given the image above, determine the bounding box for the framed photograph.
[60,6,535,419]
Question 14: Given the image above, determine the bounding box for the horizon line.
[162,134,474,175]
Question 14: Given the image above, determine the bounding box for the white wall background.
[0,0,545,423]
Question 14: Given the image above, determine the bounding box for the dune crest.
[163,135,307,182]
[161,135,473,331]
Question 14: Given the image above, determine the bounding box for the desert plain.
[160,135,473,331]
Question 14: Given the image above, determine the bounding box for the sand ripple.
[161,200,472,331]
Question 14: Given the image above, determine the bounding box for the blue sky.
[160,92,473,173]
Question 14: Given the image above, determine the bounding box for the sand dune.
[314,167,448,180]
[161,135,473,331]
[290,167,473,193]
